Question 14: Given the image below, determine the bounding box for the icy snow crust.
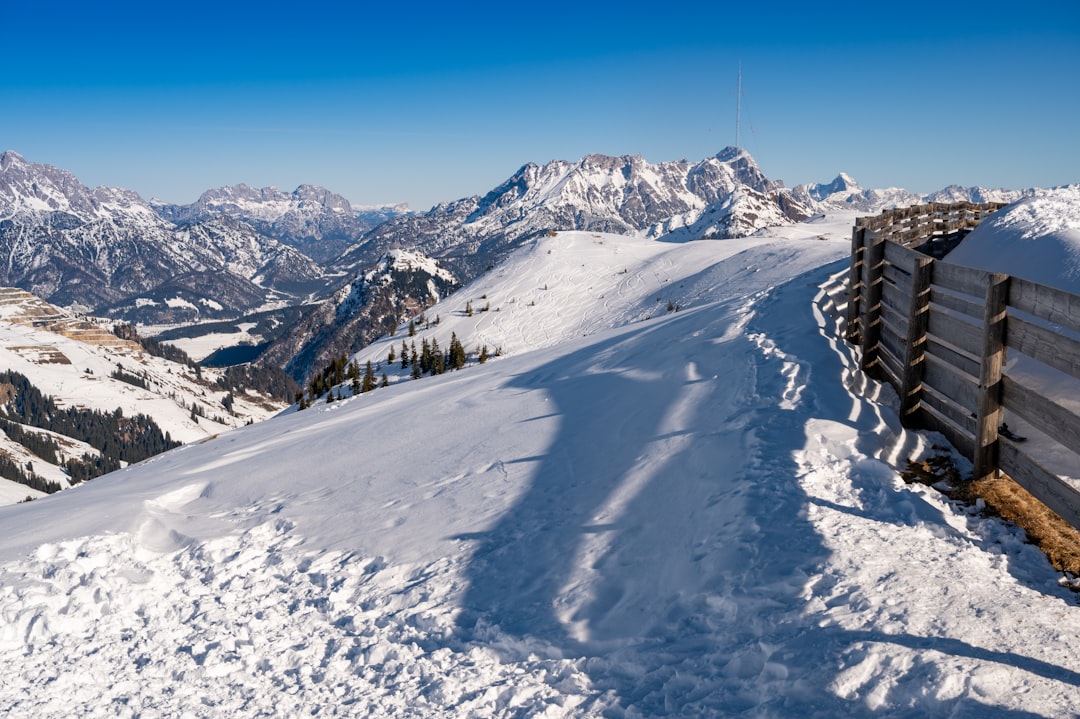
[3,215,1080,717]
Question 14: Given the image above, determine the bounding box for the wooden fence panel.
[900,257,934,424]
[884,240,919,274]
[929,288,984,321]
[926,310,983,358]
[1011,277,1080,333]
[1007,315,1080,382]
[1002,376,1080,457]
[999,441,1080,530]
[846,227,865,342]
[920,396,976,457]
[849,201,1080,530]
[925,337,980,379]
[934,262,993,298]
[924,353,979,410]
[861,231,887,373]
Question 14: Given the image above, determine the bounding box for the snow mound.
[946,186,1080,293]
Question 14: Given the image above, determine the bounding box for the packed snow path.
[2,230,1080,717]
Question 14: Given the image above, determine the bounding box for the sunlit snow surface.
[2,214,1080,717]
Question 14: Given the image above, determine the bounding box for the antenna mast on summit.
[735,62,742,151]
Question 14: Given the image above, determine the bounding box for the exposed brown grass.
[903,453,1080,580]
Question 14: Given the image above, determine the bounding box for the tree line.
[296,332,499,410]
[1,370,181,490]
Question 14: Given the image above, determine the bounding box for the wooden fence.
[846,201,1080,529]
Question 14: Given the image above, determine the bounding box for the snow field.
[2,211,1080,716]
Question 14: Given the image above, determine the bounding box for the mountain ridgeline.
[0,147,1022,383]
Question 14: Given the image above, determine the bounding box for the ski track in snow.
[3,220,1080,717]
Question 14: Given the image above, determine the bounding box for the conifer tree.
[380,373,389,388]
[478,345,489,364]
[449,332,466,370]
[408,320,416,337]
[401,341,410,369]
[362,361,377,393]
[420,338,431,374]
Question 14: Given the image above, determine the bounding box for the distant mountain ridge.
[0,151,329,323]
[794,171,1024,211]
[334,147,814,278]
[153,184,410,263]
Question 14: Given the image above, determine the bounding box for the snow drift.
[947,185,1080,294]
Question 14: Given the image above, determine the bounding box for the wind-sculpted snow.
[2,216,1079,716]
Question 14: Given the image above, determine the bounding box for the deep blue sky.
[2,1,1077,210]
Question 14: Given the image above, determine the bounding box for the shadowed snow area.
[2,216,1080,717]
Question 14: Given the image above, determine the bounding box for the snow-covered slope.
[0,287,288,505]
[946,185,1080,293]
[2,211,1079,717]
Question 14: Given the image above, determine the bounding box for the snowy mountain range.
[0,151,330,323]
[794,171,1025,212]
[153,184,409,263]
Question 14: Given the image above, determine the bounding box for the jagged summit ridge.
[154,182,409,263]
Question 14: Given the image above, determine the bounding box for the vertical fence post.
[846,225,866,343]
[899,255,934,426]
[973,273,1010,481]
[860,229,886,374]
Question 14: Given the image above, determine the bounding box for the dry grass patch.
[903,452,1080,582]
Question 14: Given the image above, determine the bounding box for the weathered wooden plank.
[920,396,976,458]
[999,441,1080,530]
[1002,376,1080,456]
[973,273,1010,481]
[880,319,907,364]
[880,301,908,339]
[881,283,912,319]
[883,240,920,275]
[1010,277,1080,335]
[925,336,981,379]
[1006,314,1080,382]
[924,352,979,411]
[926,309,983,358]
[929,287,983,322]
[878,342,904,390]
[883,263,914,294]
[922,382,977,435]
[934,262,993,298]
[900,256,934,425]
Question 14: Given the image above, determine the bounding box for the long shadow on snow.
[453,259,1064,717]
